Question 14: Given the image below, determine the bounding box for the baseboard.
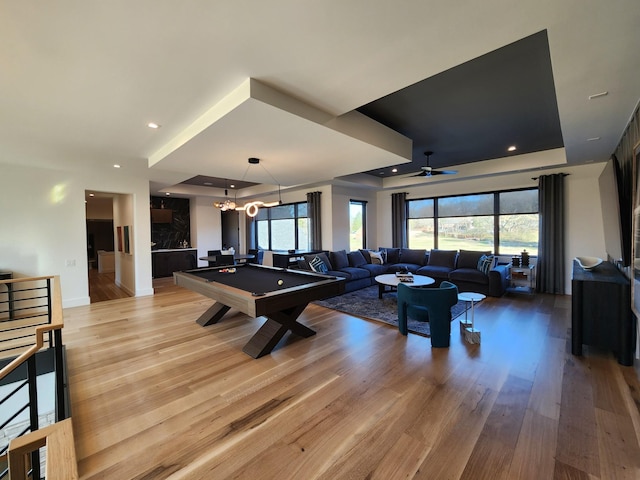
[63,297,90,308]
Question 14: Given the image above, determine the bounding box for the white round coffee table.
[374,273,435,299]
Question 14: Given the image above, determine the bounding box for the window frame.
[254,201,309,251]
[406,187,539,254]
[349,199,367,250]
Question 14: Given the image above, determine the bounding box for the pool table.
[174,263,344,358]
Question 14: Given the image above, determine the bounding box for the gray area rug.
[313,285,471,337]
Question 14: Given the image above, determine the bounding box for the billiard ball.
[277,279,284,286]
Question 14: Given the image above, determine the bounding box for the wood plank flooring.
[61,279,640,479]
[87,269,131,303]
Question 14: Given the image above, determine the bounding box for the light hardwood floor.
[87,269,131,303]
[62,279,640,479]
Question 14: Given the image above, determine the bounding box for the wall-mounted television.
[598,157,630,266]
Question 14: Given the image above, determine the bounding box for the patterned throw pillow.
[477,254,494,275]
[369,251,385,265]
[309,255,328,273]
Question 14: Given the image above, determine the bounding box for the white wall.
[113,194,136,296]
[191,196,223,267]
[330,185,379,251]
[0,156,609,305]
[376,162,608,294]
[0,163,153,307]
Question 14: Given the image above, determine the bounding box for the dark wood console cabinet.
[571,260,635,365]
[152,249,197,278]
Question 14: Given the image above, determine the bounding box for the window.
[498,189,539,255]
[407,188,538,255]
[407,199,434,250]
[437,194,494,251]
[255,202,309,251]
[349,200,367,251]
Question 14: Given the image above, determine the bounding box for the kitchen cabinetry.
[152,249,197,278]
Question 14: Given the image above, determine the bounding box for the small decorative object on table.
[521,249,529,267]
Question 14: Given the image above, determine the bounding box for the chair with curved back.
[207,250,222,267]
[212,254,235,267]
[247,248,264,264]
[397,281,459,348]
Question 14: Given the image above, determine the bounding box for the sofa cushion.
[449,268,489,285]
[304,252,332,271]
[359,249,372,263]
[428,249,457,268]
[477,254,495,275]
[400,249,427,266]
[309,255,329,273]
[339,267,370,280]
[358,263,388,276]
[381,247,400,264]
[417,265,453,280]
[457,250,491,269]
[326,269,351,280]
[330,250,350,270]
[369,251,385,265]
[348,250,368,267]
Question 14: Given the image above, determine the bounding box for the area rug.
[313,285,473,337]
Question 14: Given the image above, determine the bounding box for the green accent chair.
[397,281,459,348]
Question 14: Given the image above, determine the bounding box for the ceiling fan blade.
[430,169,458,175]
[411,171,428,177]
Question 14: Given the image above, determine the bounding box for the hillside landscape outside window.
[407,188,538,255]
[349,200,367,251]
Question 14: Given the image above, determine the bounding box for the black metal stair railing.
[0,276,69,480]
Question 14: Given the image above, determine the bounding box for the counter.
[152,248,197,278]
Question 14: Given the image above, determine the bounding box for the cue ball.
[277,279,284,286]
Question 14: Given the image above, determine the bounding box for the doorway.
[85,191,130,302]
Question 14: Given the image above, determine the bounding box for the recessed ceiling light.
[392,168,398,173]
[587,137,601,141]
[89,193,95,197]
[230,184,235,188]
[203,182,213,186]
[507,145,517,152]
[165,192,171,196]
[588,91,608,100]
[113,164,121,168]
[379,172,384,175]
[147,122,161,129]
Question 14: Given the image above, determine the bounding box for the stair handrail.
[0,275,74,480]
[0,275,64,380]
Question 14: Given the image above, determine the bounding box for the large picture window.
[349,200,367,251]
[407,188,538,255]
[255,202,309,251]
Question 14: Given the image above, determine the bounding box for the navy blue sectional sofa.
[297,248,508,297]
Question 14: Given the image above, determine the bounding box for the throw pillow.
[477,254,494,275]
[309,255,328,274]
[330,250,349,270]
[369,251,385,265]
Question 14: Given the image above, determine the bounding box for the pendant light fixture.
[213,158,282,217]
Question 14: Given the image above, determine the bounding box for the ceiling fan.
[412,151,458,177]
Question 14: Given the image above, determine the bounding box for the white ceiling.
[2,1,639,197]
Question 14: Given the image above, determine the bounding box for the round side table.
[458,291,485,344]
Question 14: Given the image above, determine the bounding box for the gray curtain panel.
[391,192,407,248]
[537,173,566,294]
[307,191,322,249]
[245,214,256,250]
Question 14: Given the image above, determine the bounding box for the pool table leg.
[242,303,315,358]
[196,302,231,326]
